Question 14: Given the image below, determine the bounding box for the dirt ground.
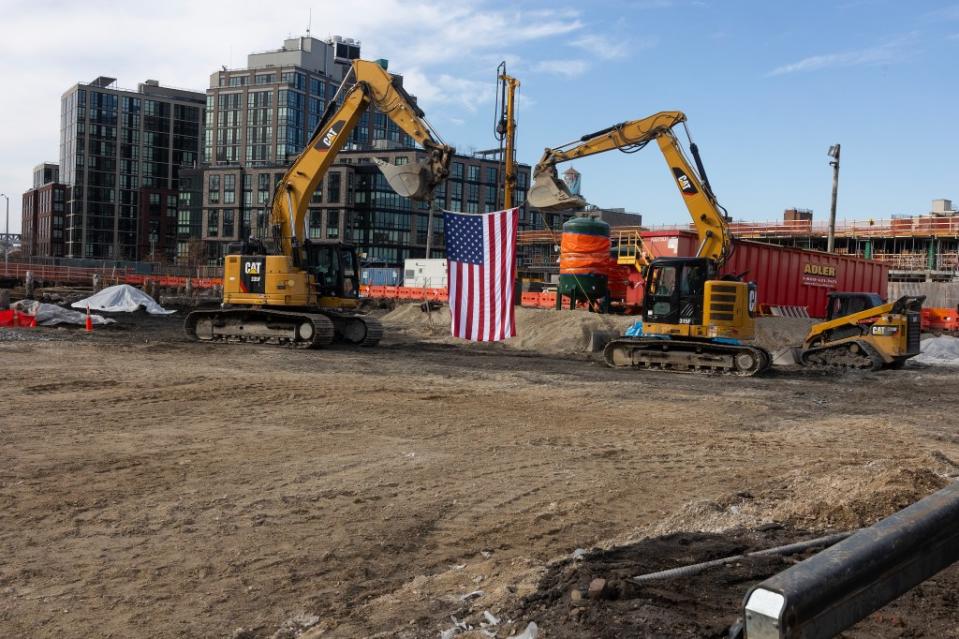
[1,304,958,638]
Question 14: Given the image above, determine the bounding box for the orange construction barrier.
[922,307,959,332]
[521,292,540,307]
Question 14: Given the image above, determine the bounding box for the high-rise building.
[59,77,204,261]
[193,35,544,268]
[204,35,413,168]
[21,162,67,257]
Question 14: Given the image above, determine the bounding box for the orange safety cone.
[85,304,94,332]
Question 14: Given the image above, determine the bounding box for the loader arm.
[272,59,454,263]
[528,110,731,265]
[803,300,897,347]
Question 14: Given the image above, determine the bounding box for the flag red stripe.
[445,208,518,342]
[497,212,513,339]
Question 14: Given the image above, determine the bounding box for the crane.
[185,59,454,348]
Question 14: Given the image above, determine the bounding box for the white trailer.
[403,258,448,289]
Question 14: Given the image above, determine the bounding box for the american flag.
[444,208,519,341]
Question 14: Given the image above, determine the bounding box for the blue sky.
[1,0,957,231]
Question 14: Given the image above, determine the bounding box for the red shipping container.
[639,230,888,318]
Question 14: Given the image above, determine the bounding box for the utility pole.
[425,199,436,258]
[0,193,8,271]
[827,144,841,253]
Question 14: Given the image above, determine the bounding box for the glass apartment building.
[59,77,204,261]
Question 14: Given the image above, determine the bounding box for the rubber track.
[357,317,383,347]
[603,337,772,377]
[799,339,883,371]
[184,309,335,349]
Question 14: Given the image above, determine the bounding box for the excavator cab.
[304,240,360,301]
[644,258,713,326]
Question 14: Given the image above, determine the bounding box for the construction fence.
[0,260,223,290]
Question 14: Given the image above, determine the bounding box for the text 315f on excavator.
[529,111,924,375]
[185,59,453,348]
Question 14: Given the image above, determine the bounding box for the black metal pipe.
[743,480,959,639]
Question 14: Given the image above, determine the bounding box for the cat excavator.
[185,59,453,348]
[529,111,923,374]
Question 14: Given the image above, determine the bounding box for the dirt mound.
[381,304,812,356]
[381,304,635,355]
[648,457,951,535]
[505,526,959,639]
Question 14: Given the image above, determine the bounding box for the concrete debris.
[460,590,484,601]
[507,622,538,639]
[482,610,500,625]
[587,577,608,600]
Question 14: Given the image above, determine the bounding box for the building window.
[255,73,275,84]
[207,209,219,237]
[327,210,340,239]
[467,165,480,181]
[208,174,220,203]
[224,174,236,204]
[451,162,464,179]
[327,172,341,203]
[485,167,497,184]
[223,209,235,237]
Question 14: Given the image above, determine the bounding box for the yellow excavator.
[529,111,923,374]
[185,59,453,348]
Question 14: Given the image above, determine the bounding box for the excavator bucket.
[375,158,434,201]
[528,168,587,211]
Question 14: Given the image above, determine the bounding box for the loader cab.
[304,240,360,299]
[825,292,885,321]
[644,257,714,325]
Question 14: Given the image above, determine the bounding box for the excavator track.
[184,308,335,349]
[798,339,884,371]
[602,337,771,376]
[323,311,384,347]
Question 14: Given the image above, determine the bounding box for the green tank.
[557,217,610,310]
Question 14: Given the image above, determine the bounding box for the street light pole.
[827,144,841,253]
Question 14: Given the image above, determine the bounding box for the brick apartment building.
[20,162,67,257]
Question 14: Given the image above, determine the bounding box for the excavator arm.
[528,110,730,265]
[271,59,454,262]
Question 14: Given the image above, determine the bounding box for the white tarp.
[12,300,115,326]
[71,284,175,315]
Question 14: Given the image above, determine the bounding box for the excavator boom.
[274,59,453,261]
[528,111,729,265]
